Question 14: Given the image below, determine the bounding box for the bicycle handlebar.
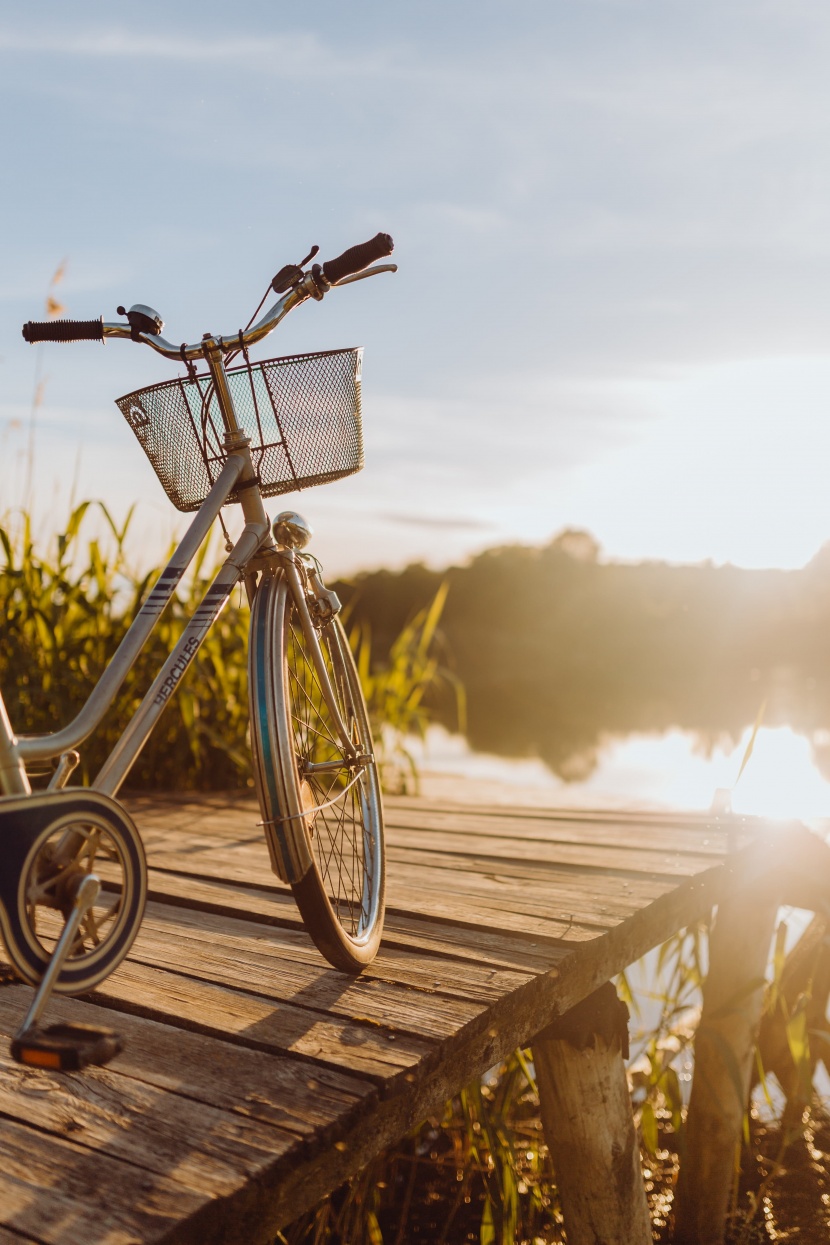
[22,317,104,344]
[322,232,394,285]
[21,234,396,362]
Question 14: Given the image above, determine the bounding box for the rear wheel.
[250,573,385,971]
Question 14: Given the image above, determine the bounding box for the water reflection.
[410,723,830,820]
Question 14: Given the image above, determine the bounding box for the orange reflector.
[20,1048,62,1069]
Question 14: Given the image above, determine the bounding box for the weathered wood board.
[0,793,806,1244]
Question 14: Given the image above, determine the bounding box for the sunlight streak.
[408,724,830,822]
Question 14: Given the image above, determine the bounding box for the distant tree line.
[333,531,830,781]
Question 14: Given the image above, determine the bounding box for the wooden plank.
[128,794,747,863]
[387,813,734,857]
[0,1036,292,1200]
[138,828,691,934]
[0,990,372,1142]
[139,856,669,942]
[385,798,742,831]
[89,960,436,1082]
[127,788,733,831]
[104,856,736,1100]
[386,887,665,942]
[147,846,668,937]
[148,837,687,910]
[385,851,674,911]
[143,868,569,974]
[136,799,729,871]
[385,823,717,878]
[139,821,677,884]
[387,794,736,823]
[137,814,719,882]
[138,890,537,1002]
[387,844,683,890]
[0,1114,209,1245]
[127,904,488,1041]
[130,789,747,842]
[376,909,570,972]
[383,883,640,942]
[139,843,674,940]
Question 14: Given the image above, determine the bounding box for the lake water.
[409,722,830,826]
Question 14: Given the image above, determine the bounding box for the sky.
[3,0,830,574]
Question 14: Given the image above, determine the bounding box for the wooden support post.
[533,982,652,1245]
[673,886,779,1245]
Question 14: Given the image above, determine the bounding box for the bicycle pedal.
[11,1022,123,1071]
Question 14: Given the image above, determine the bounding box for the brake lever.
[332,264,398,287]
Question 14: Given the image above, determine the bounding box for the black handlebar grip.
[322,233,394,285]
[22,317,104,344]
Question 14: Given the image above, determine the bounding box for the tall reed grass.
[0,502,453,791]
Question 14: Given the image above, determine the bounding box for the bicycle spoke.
[314,766,361,916]
[289,667,340,753]
[319,803,358,899]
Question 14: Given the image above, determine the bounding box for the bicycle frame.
[0,350,358,804]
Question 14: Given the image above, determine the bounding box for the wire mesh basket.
[115,347,364,512]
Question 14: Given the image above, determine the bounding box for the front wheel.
[249,572,385,971]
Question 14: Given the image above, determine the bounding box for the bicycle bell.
[273,511,313,550]
[116,304,164,336]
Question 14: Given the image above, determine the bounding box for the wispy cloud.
[0,29,319,63]
[0,26,415,82]
[380,512,495,530]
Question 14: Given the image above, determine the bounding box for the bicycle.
[0,233,396,1070]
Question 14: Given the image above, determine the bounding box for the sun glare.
[591,727,830,821]
[579,726,830,821]
[728,726,830,821]
[410,725,830,823]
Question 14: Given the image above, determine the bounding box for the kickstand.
[11,873,123,1071]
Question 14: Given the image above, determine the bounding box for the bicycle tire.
[249,572,385,971]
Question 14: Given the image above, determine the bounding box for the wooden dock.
[0,793,812,1244]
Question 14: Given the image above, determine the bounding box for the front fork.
[278,554,359,762]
